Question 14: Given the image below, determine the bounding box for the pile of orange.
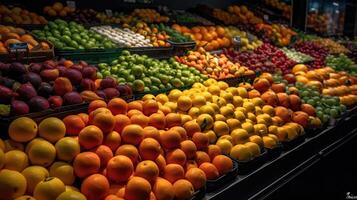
[227,5,263,25]
[172,24,231,51]
[0,25,50,54]
[175,47,254,79]
[132,9,170,23]
[0,97,233,200]
[0,5,47,25]
[43,2,75,17]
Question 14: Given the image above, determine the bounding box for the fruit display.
[1,1,357,199]
[255,23,296,46]
[32,19,117,50]
[227,5,264,24]
[0,60,131,117]
[0,25,51,54]
[295,82,345,124]
[97,50,207,93]
[270,73,345,124]
[313,38,350,54]
[326,54,357,77]
[131,8,169,23]
[175,47,255,79]
[0,96,234,200]
[293,41,329,69]
[0,5,47,25]
[307,12,328,33]
[291,64,357,107]
[280,47,314,64]
[225,43,296,75]
[172,25,231,51]
[43,2,75,17]
[263,0,292,19]
[123,22,171,47]
[151,23,193,43]
[224,26,263,51]
[153,77,319,161]
[91,26,152,47]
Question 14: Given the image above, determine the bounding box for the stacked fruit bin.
[1,1,357,200]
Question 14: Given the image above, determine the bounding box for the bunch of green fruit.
[151,23,193,43]
[295,82,347,124]
[97,50,207,93]
[32,19,117,50]
[326,54,357,76]
[281,47,314,63]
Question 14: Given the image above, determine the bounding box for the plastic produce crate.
[0,39,54,63]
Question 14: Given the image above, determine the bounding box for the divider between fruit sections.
[55,47,176,63]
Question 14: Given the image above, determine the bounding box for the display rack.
[203,108,357,200]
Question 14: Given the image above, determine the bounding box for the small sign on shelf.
[9,43,28,53]
[105,9,113,17]
[66,1,76,9]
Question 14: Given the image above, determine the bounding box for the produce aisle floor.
[204,110,357,200]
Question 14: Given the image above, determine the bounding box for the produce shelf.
[204,111,357,200]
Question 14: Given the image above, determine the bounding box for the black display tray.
[236,148,268,175]
[206,157,239,192]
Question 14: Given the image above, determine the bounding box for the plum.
[28,63,42,73]
[28,96,50,112]
[95,90,107,99]
[100,77,116,89]
[37,82,53,98]
[57,65,67,76]
[103,88,119,99]
[63,92,83,105]
[65,69,83,85]
[80,78,96,91]
[71,64,83,72]
[11,100,29,115]
[9,62,27,78]
[48,96,63,108]
[0,85,15,103]
[0,63,10,75]
[0,77,15,88]
[82,66,97,80]
[17,83,37,100]
[22,72,42,88]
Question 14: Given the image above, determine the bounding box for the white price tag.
[105,9,113,17]
[263,14,269,21]
[233,36,241,46]
[66,1,76,9]
[123,0,136,3]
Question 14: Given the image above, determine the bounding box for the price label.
[66,1,76,9]
[123,0,136,3]
[105,9,113,17]
[9,43,28,53]
[263,14,269,21]
[247,33,255,43]
[233,36,241,46]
